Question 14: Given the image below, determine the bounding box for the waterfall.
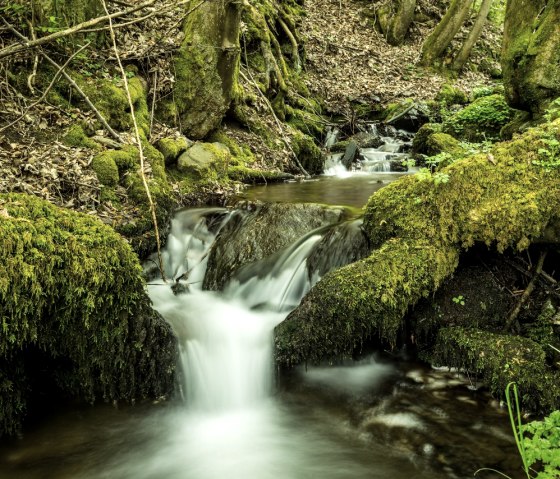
[147,208,361,412]
[323,126,411,174]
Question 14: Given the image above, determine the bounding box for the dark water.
[238,172,409,209]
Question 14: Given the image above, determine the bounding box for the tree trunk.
[502,0,560,114]
[159,0,243,139]
[386,0,417,46]
[451,0,493,72]
[419,0,474,67]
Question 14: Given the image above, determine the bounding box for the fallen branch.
[0,42,91,133]
[504,251,548,331]
[0,0,158,60]
[102,0,166,282]
[2,19,122,142]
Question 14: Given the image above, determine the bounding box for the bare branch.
[0,43,91,133]
[101,0,167,282]
[0,0,158,60]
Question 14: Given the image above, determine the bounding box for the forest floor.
[0,0,503,228]
[301,0,501,115]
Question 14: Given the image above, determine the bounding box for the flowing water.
[0,137,522,479]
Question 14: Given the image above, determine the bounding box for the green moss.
[425,132,464,156]
[92,152,119,186]
[63,124,99,149]
[412,123,442,154]
[384,99,414,123]
[0,193,177,436]
[443,94,516,141]
[76,74,146,133]
[208,130,255,167]
[227,166,292,184]
[275,238,459,366]
[436,83,468,105]
[502,0,560,114]
[286,106,325,140]
[158,1,241,138]
[155,137,191,166]
[291,131,323,175]
[430,328,560,413]
[365,120,560,252]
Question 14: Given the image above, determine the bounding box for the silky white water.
[133,209,434,479]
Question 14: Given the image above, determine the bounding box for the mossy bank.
[0,194,177,437]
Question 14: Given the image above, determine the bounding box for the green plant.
[452,295,465,306]
[476,383,560,479]
[415,167,450,186]
[533,136,560,171]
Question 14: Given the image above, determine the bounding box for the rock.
[0,193,177,437]
[442,94,516,142]
[203,202,347,290]
[436,83,468,106]
[384,100,430,131]
[348,131,384,149]
[177,142,231,179]
[425,132,464,156]
[341,140,358,169]
[412,123,442,155]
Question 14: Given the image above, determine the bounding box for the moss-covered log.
[0,193,177,436]
[431,328,560,413]
[502,0,560,115]
[275,118,560,385]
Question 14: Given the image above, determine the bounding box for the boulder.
[203,202,347,290]
[177,142,231,179]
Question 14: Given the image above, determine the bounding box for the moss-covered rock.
[425,132,464,156]
[76,74,147,133]
[204,202,347,290]
[411,123,442,154]
[442,94,516,141]
[436,83,468,105]
[177,142,231,180]
[92,151,119,186]
[155,136,192,166]
[502,0,560,115]
[430,328,560,413]
[62,124,99,149]
[0,193,177,436]
[275,238,459,366]
[291,132,323,175]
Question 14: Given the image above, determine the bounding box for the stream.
[0,134,522,479]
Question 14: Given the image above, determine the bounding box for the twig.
[149,69,157,140]
[504,251,547,331]
[0,0,158,60]
[1,20,122,142]
[385,101,416,125]
[26,15,39,94]
[0,42,91,133]
[102,0,166,282]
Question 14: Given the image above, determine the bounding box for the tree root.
[504,250,548,332]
